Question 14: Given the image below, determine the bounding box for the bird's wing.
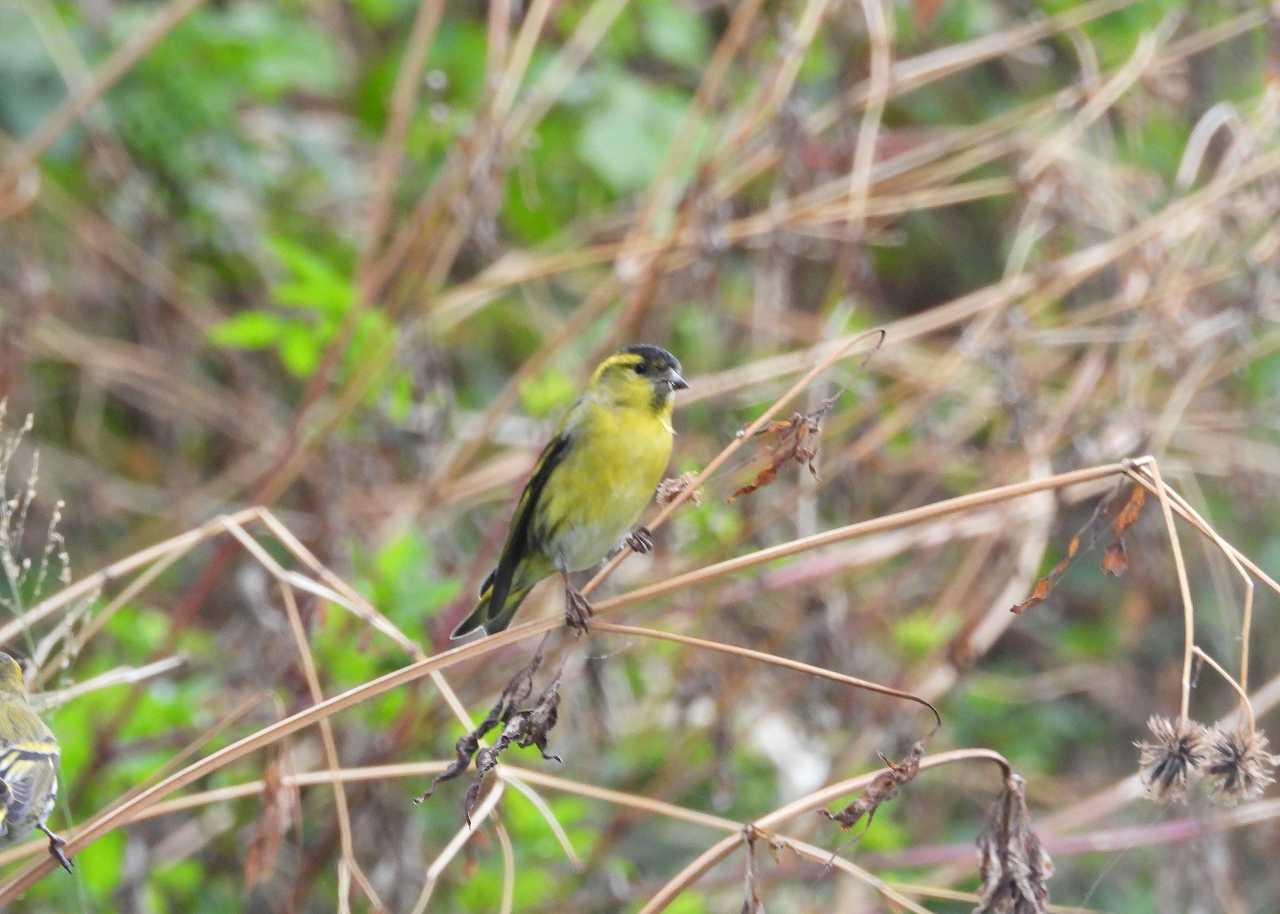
[0,737,58,835]
[483,428,573,625]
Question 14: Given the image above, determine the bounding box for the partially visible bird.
[451,344,688,639]
[0,652,72,873]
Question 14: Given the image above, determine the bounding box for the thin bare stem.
[279,583,383,913]
[846,0,892,237]
[2,0,209,182]
[1123,464,1258,693]
[637,748,1011,914]
[29,656,185,713]
[1192,646,1255,735]
[362,0,446,266]
[495,818,515,914]
[410,780,507,914]
[592,621,940,730]
[1132,458,1200,723]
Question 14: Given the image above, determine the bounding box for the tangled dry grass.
[3,0,1280,911]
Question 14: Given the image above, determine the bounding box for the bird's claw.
[564,586,594,636]
[626,526,655,554]
[40,825,73,873]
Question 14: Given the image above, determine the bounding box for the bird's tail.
[449,572,534,639]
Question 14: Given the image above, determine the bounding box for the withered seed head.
[973,774,1053,914]
[1204,726,1278,806]
[1136,715,1208,804]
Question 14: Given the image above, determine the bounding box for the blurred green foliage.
[2,0,1278,911]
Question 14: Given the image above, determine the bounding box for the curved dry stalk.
[495,818,515,914]
[0,755,1028,914]
[1021,15,1175,180]
[1192,646,1255,735]
[1130,458,1199,723]
[29,656,185,713]
[592,621,941,731]
[846,0,892,237]
[363,0,447,265]
[637,748,1011,914]
[0,506,261,647]
[410,779,507,914]
[502,774,581,868]
[279,583,383,912]
[588,462,1127,615]
[1123,464,1259,692]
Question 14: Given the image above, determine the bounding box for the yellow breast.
[536,399,673,572]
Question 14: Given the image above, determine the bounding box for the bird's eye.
[633,363,648,375]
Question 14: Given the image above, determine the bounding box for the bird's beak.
[668,369,689,391]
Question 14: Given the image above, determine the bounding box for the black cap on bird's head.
[622,344,688,392]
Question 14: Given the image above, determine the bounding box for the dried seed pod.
[1204,725,1277,805]
[1136,715,1208,804]
[656,472,702,506]
[973,774,1053,914]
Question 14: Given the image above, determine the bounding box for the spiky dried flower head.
[1136,715,1208,804]
[655,472,702,506]
[1204,725,1277,805]
[973,774,1053,914]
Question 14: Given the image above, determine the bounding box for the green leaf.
[576,74,690,193]
[207,311,285,348]
[891,610,958,661]
[277,323,321,376]
[268,235,355,316]
[643,0,709,70]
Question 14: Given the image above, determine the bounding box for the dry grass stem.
[593,622,940,730]
[1191,646,1255,735]
[2,0,209,182]
[279,583,384,912]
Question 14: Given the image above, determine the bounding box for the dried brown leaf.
[1011,480,1146,614]
[1010,534,1080,614]
[414,646,545,806]
[1110,484,1147,536]
[728,396,837,504]
[819,742,924,834]
[1100,539,1128,577]
[463,669,563,824]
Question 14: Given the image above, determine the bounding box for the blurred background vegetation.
[2,0,1280,910]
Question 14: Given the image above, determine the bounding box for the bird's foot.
[563,586,594,636]
[39,824,73,873]
[625,526,654,554]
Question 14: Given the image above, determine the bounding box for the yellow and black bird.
[451,344,687,638]
[0,652,72,872]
